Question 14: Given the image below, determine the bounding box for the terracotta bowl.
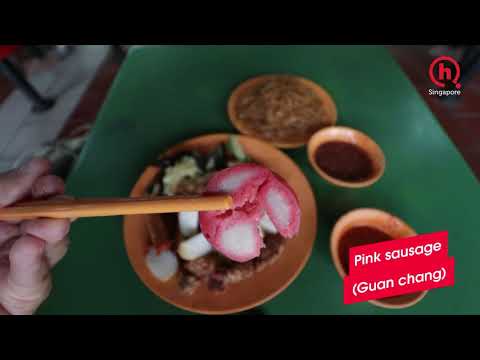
[123,134,318,315]
[307,126,386,188]
[330,208,428,309]
[228,74,337,149]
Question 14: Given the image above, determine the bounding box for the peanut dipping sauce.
[314,141,374,182]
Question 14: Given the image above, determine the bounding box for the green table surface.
[39,45,480,315]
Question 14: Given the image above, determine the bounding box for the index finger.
[0,158,51,208]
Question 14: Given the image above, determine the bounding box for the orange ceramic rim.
[330,208,428,309]
[228,75,338,149]
[123,134,318,314]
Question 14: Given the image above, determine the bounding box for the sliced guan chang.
[199,164,301,262]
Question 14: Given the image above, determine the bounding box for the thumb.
[0,236,51,315]
[0,158,51,208]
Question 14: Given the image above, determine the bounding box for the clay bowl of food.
[307,126,386,188]
[123,134,317,314]
[330,208,428,309]
[228,74,337,149]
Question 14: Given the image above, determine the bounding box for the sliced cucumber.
[226,136,248,162]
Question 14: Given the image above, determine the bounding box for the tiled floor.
[0,45,110,171]
[1,45,479,182]
[388,45,480,181]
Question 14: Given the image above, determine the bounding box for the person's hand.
[0,158,71,315]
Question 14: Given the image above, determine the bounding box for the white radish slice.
[145,248,178,282]
[259,214,278,235]
[178,211,199,237]
[177,233,213,261]
[258,174,300,238]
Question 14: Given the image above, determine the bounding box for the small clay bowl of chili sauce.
[330,208,428,309]
[307,126,385,188]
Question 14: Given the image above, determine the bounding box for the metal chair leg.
[0,58,55,112]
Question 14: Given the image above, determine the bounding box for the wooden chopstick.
[0,195,233,221]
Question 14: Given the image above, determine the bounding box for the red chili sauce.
[315,141,374,182]
[339,226,422,304]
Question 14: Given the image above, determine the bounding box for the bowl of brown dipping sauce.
[330,208,428,309]
[228,75,337,149]
[307,126,385,188]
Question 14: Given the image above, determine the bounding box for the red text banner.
[344,231,454,305]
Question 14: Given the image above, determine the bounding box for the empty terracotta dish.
[123,134,317,315]
[330,208,428,309]
[228,74,337,149]
[307,126,386,188]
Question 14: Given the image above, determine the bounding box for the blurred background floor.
[0,45,112,171]
[388,45,480,181]
[0,45,479,181]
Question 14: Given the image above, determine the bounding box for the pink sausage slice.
[199,163,301,262]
